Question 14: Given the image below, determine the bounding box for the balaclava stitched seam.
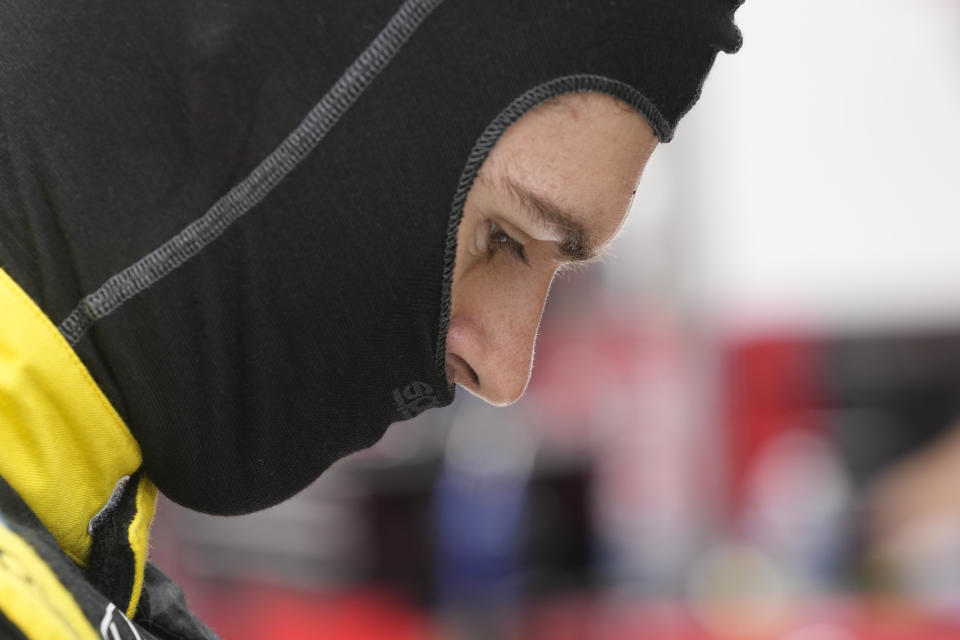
[0,0,743,514]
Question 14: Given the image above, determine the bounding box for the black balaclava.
[0,0,742,514]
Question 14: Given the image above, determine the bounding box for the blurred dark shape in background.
[151,316,960,639]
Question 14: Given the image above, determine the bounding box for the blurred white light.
[617,0,960,331]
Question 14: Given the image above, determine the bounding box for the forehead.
[478,92,658,247]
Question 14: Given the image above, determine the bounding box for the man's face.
[446,92,658,405]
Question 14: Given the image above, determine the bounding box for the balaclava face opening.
[0,0,741,514]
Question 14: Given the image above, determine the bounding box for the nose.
[445,265,555,406]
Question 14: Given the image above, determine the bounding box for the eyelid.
[494,217,577,268]
[496,215,569,263]
[492,217,533,243]
[488,220,529,265]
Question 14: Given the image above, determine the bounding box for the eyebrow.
[503,178,598,263]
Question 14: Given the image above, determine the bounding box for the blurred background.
[151,1,960,638]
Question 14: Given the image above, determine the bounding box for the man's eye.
[487,221,528,264]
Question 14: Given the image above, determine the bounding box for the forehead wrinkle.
[501,176,598,263]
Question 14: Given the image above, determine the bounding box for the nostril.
[446,353,479,386]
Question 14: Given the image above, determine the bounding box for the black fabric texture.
[135,563,220,640]
[0,0,742,514]
[85,472,141,615]
[0,611,28,640]
[0,475,119,630]
[0,476,214,639]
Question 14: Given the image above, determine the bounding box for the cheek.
[450,253,556,342]
[451,212,560,314]
[449,202,558,340]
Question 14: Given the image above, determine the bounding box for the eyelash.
[487,221,528,264]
